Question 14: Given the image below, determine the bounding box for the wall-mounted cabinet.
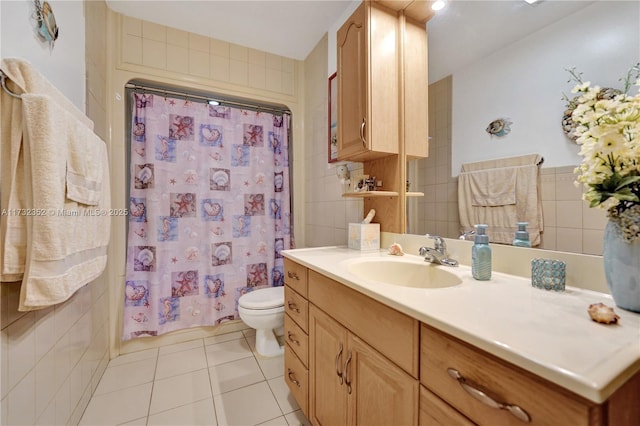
[337,1,399,162]
[337,1,430,233]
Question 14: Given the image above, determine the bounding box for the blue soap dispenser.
[513,222,531,247]
[472,224,491,281]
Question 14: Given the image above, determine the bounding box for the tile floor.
[79,328,311,425]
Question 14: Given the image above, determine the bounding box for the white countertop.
[282,246,640,403]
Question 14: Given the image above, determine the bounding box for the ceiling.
[105,0,356,60]
[106,0,596,75]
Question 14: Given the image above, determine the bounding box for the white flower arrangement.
[568,64,640,242]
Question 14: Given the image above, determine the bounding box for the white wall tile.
[7,312,35,391]
[7,370,35,425]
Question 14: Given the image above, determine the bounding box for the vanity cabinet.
[284,257,640,426]
[337,1,399,162]
[309,305,418,425]
[283,259,309,415]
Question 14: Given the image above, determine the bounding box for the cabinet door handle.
[335,343,344,385]
[344,351,353,395]
[287,271,299,280]
[359,118,366,148]
[287,302,300,313]
[447,368,531,423]
[287,331,299,346]
[287,368,300,387]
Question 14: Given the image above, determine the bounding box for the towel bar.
[0,70,22,99]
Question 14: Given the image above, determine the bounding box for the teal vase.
[603,220,640,313]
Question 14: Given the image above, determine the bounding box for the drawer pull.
[287,368,300,387]
[335,343,344,385]
[287,331,300,346]
[447,368,531,423]
[359,118,366,147]
[287,271,300,280]
[287,302,300,313]
[344,351,353,395]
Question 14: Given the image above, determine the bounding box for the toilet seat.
[238,286,284,310]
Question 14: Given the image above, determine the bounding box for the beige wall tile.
[266,68,282,93]
[229,59,249,86]
[189,50,210,78]
[583,204,607,230]
[266,53,282,70]
[249,63,266,90]
[211,55,230,82]
[249,48,266,66]
[189,32,210,53]
[435,164,448,184]
[280,69,293,94]
[167,27,189,48]
[7,312,36,391]
[122,34,143,64]
[167,45,189,74]
[556,173,582,200]
[7,370,35,425]
[557,200,583,228]
[123,16,142,36]
[542,200,557,227]
[583,229,604,255]
[211,39,230,57]
[556,228,583,253]
[230,44,249,61]
[541,227,557,250]
[282,58,294,73]
[142,21,166,42]
[540,174,556,200]
[142,38,166,69]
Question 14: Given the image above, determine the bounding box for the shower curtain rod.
[125,82,290,115]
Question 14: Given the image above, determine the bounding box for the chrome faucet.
[419,235,459,267]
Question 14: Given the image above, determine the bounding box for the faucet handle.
[429,235,446,252]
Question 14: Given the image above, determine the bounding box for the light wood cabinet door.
[337,1,398,161]
[403,16,429,159]
[309,305,349,426]
[348,333,419,426]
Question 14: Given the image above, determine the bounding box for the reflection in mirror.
[408,0,640,255]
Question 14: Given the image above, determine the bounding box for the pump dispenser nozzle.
[513,222,531,247]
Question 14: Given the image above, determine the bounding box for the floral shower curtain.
[122,92,293,340]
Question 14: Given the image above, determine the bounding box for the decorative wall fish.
[485,118,512,137]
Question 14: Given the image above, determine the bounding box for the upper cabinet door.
[337,2,399,162]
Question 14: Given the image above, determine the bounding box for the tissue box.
[348,223,380,251]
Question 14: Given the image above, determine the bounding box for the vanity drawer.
[285,342,309,416]
[284,258,308,297]
[285,285,308,332]
[420,324,597,426]
[420,385,474,426]
[285,313,308,367]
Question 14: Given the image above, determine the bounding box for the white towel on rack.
[17,94,110,311]
[458,154,543,245]
[1,57,97,282]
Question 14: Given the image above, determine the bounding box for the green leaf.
[615,175,640,191]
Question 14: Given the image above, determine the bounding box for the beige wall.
[414,76,607,256]
[302,36,365,247]
[0,2,112,425]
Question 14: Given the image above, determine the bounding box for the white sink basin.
[344,258,463,289]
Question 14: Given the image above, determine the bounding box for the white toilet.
[238,286,285,357]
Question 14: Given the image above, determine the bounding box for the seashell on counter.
[587,302,620,325]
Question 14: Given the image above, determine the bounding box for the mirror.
[407,0,640,255]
